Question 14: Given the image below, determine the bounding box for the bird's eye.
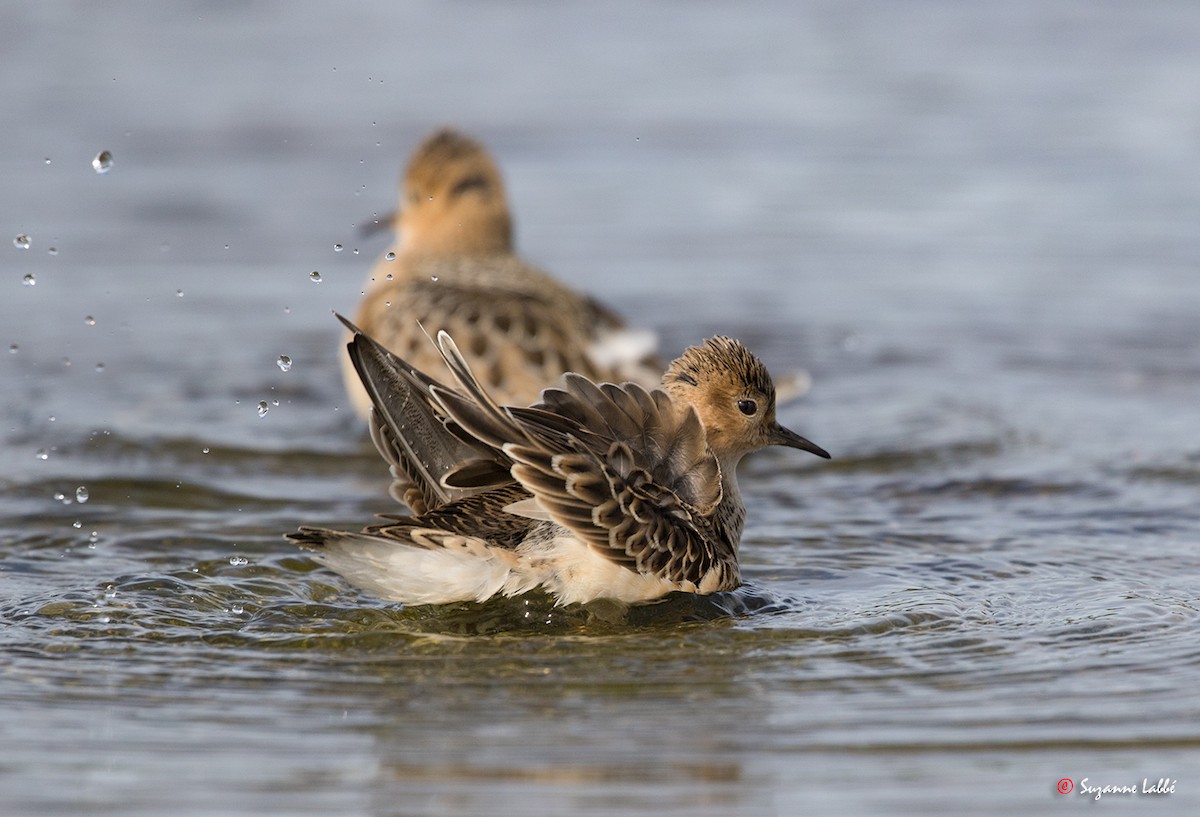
[737,399,758,416]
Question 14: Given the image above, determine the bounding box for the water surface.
[3,3,1200,815]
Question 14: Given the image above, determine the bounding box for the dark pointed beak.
[768,423,831,459]
[359,210,398,238]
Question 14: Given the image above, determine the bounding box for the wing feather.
[348,322,737,590]
[339,314,506,513]
[498,379,735,587]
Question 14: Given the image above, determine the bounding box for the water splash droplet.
[309,271,322,283]
[47,246,58,256]
[84,315,96,326]
[44,157,52,165]
[22,273,35,286]
[175,288,184,297]
[14,234,31,250]
[229,604,245,615]
[8,344,17,354]
[229,556,249,567]
[276,355,292,372]
[334,243,344,253]
[95,362,105,372]
[256,401,269,417]
[72,520,83,529]
[76,486,89,503]
[352,248,360,255]
[430,275,439,283]
[92,150,113,174]
[202,446,210,454]
[385,251,396,261]
[35,448,48,461]
[385,273,393,281]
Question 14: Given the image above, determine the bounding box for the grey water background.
[3,2,1199,815]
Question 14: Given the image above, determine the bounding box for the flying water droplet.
[47,246,58,255]
[95,362,105,372]
[175,289,184,297]
[430,275,439,282]
[256,401,269,417]
[76,486,89,503]
[92,150,113,174]
[35,448,48,461]
[309,271,322,283]
[22,273,35,286]
[201,447,210,454]
[14,234,31,249]
[276,355,292,372]
[72,520,83,529]
[334,243,344,253]
[229,556,249,567]
[385,251,396,261]
[8,344,17,354]
[85,315,96,326]
[229,604,245,615]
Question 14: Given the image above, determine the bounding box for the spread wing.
[340,315,508,514]
[430,332,736,588]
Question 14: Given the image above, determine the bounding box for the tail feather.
[288,526,525,605]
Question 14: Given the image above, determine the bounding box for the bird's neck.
[402,211,513,256]
[714,460,747,546]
